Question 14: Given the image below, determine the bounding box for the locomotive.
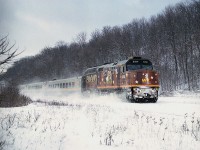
[81,57,159,102]
[19,57,159,103]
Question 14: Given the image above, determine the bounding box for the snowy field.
[0,91,200,150]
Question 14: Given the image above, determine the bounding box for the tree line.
[1,0,200,92]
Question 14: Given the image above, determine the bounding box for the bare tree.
[0,35,19,73]
[76,32,88,49]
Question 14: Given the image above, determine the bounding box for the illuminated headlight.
[126,88,132,95]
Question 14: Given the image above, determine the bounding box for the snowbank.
[0,92,200,150]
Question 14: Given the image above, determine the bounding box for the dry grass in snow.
[0,94,200,150]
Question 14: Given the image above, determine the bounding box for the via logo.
[142,73,149,83]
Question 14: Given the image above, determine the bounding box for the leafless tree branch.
[0,36,21,72]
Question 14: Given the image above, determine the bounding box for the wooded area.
[1,0,200,92]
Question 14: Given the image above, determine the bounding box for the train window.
[127,64,141,70]
[142,63,153,70]
[66,83,68,88]
[72,82,75,87]
[126,59,153,71]
[63,83,65,88]
[60,83,62,88]
[69,82,71,87]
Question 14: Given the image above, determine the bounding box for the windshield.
[126,60,153,71]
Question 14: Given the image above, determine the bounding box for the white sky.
[0,0,183,59]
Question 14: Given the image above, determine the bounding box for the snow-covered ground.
[0,91,200,150]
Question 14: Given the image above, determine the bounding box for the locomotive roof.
[97,62,115,68]
[98,57,150,68]
[83,57,151,74]
[115,59,129,66]
[48,76,81,83]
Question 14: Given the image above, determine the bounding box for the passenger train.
[19,57,159,102]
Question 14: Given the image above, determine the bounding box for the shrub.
[0,86,32,107]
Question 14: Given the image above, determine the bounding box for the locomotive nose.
[136,70,159,86]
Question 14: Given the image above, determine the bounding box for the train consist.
[19,57,159,102]
[82,57,159,102]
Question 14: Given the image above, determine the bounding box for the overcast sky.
[0,0,183,59]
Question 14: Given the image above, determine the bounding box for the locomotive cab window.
[126,60,153,71]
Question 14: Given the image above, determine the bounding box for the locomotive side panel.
[82,73,97,93]
[104,68,114,87]
[97,71,105,88]
[112,68,118,87]
[86,73,98,89]
[119,65,126,87]
[97,67,119,90]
